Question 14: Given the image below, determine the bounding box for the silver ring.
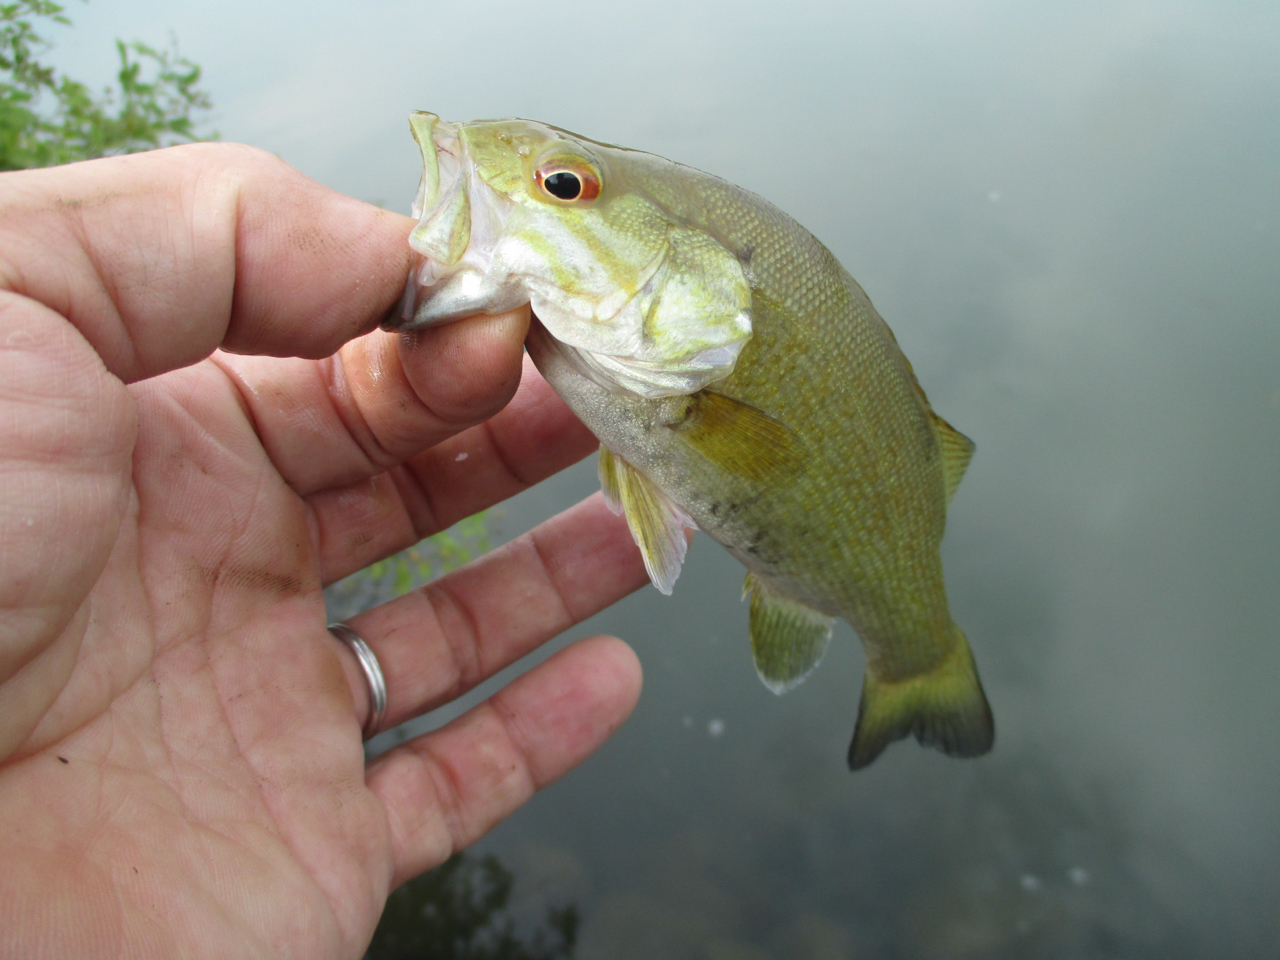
[328,623,388,739]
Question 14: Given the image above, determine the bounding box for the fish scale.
[389,112,993,770]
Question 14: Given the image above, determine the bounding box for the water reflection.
[334,504,1244,959]
[369,852,578,960]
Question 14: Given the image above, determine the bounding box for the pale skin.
[0,143,649,958]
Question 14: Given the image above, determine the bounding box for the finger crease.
[324,353,390,472]
[207,354,262,437]
[523,529,577,629]
[488,696,544,791]
[422,583,485,691]
[482,418,535,490]
[418,742,468,856]
[389,463,441,542]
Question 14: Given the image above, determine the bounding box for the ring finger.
[332,491,648,737]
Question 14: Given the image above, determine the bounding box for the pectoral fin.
[599,445,695,595]
[743,573,834,694]
[676,391,804,484]
[598,444,625,515]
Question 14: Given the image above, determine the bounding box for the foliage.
[324,511,496,627]
[366,512,493,595]
[369,853,579,960]
[0,0,213,170]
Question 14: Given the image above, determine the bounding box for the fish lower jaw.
[394,262,530,330]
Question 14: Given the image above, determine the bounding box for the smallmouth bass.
[386,112,993,769]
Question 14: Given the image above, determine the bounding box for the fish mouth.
[389,112,525,330]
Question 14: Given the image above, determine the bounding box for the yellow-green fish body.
[392,113,993,768]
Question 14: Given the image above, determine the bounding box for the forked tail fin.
[847,625,994,770]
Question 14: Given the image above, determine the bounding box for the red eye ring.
[535,160,601,202]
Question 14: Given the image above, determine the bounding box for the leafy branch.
[1,0,214,170]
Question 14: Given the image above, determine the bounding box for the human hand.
[0,144,648,958]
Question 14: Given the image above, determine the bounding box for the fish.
[386,111,993,769]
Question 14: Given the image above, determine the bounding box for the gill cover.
[397,111,753,399]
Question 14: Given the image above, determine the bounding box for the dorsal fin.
[931,413,975,505]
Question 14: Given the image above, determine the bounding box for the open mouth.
[390,113,526,330]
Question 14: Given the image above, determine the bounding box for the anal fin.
[744,573,834,694]
[599,445,694,595]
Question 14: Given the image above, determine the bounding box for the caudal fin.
[847,626,994,770]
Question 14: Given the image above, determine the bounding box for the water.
[64,1,1280,954]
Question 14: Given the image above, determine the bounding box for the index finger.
[0,142,414,383]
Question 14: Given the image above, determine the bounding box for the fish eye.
[535,159,601,203]
[545,172,582,200]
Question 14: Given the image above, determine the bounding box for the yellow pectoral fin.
[744,574,834,694]
[931,412,975,505]
[676,390,804,484]
[601,447,695,595]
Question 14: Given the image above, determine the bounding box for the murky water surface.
[68,1,1279,954]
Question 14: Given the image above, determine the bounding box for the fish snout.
[388,112,527,332]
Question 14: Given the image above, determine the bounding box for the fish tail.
[847,625,994,770]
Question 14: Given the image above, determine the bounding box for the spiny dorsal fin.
[931,413,975,505]
[743,573,834,694]
[599,445,695,595]
[675,391,804,484]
